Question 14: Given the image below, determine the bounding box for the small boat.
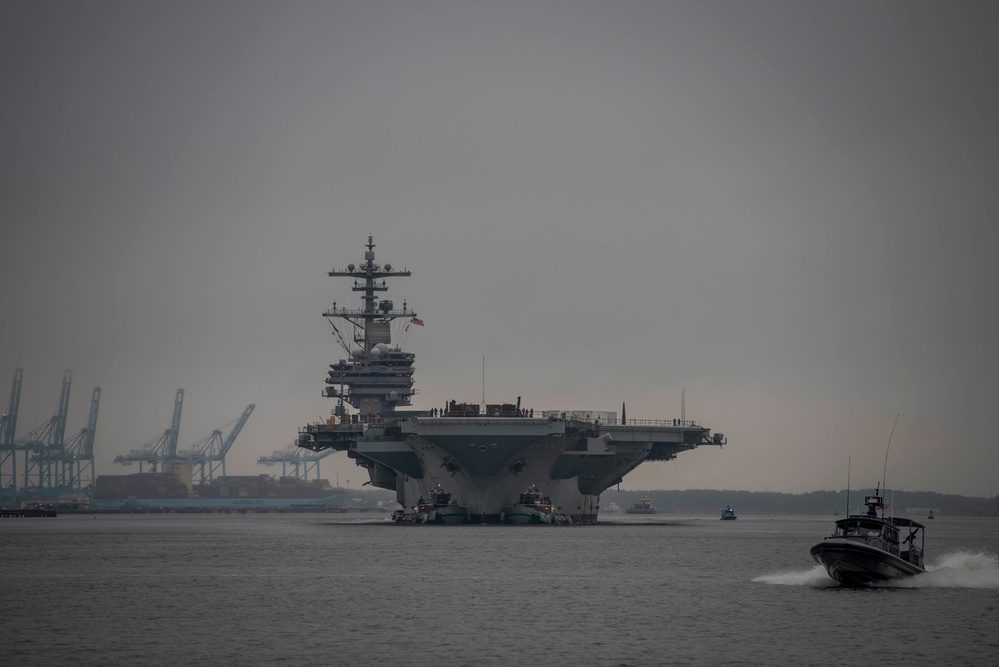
[410,484,468,524]
[720,505,737,520]
[809,493,926,586]
[625,497,657,514]
[928,509,935,519]
[503,484,564,524]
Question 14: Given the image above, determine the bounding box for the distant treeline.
[608,488,999,517]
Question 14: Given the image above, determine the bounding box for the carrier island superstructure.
[298,237,727,524]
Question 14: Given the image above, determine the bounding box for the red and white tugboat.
[411,484,467,524]
[503,484,564,524]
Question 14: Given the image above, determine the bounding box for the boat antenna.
[882,415,899,492]
[480,355,486,415]
[846,456,851,517]
[878,414,899,519]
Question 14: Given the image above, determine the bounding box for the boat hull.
[404,505,468,524]
[427,505,468,525]
[437,506,468,524]
[810,539,925,586]
[504,506,554,525]
[304,415,723,524]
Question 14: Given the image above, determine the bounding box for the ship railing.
[300,422,366,434]
[300,412,702,429]
[539,411,700,428]
[618,418,701,428]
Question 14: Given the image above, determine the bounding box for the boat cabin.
[832,494,925,568]
[518,484,550,507]
[416,483,454,512]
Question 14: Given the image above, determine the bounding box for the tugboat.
[625,497,657,514]
[720,505,737,520]
[809,491,926,586]
[503,484,565,524]
[406,484,468,524]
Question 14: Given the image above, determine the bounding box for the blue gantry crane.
[113,389,184,472]
[2,369,102,503]
[257,441,332,480]
[176,403,255,484]
[58,386,101,495]
[0,368,24,505]
[17,370,73,500]
[113,393,254,484]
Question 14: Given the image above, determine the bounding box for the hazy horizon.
[3,1,997,497]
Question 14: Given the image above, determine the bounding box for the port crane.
[176,404,255,484]
[1,370,102,503]
[257,442,332,481]
[0,368,24,505]
[16,370,73,500]
[113,389,184,472]
[58,386,101,495]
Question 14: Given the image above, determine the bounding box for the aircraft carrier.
[298,237,727,524]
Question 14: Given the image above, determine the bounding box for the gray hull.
[307,415,721,524]
[407,505,468,525]
[810,539,925,586]
[503,506,555,525]
[304,415,724,524]
[436,505,468,525]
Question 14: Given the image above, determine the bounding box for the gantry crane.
[18,370,72,500]
[257,441,332,480]
[176,404,255,484]
[58,386,101,495]
[0,368,24,505]
[113,389,184,472]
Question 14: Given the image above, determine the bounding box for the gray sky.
[3,1,997,496]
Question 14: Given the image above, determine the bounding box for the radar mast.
[323,237,417,419]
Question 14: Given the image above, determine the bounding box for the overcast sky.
[3,1,997,497]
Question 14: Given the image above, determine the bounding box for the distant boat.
[720,505,737,520]
[625,497,657,514]
[810,493,926,586]
[928,509,935,519]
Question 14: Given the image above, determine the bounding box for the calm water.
[2,513,997,666]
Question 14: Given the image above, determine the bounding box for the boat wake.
[886,551,999,589]
[752,565,838,587]
[753,551,999,588]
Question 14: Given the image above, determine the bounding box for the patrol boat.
[297,237,728,524]
[809,492,926,586]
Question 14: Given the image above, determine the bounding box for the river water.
[2,512,997,666]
